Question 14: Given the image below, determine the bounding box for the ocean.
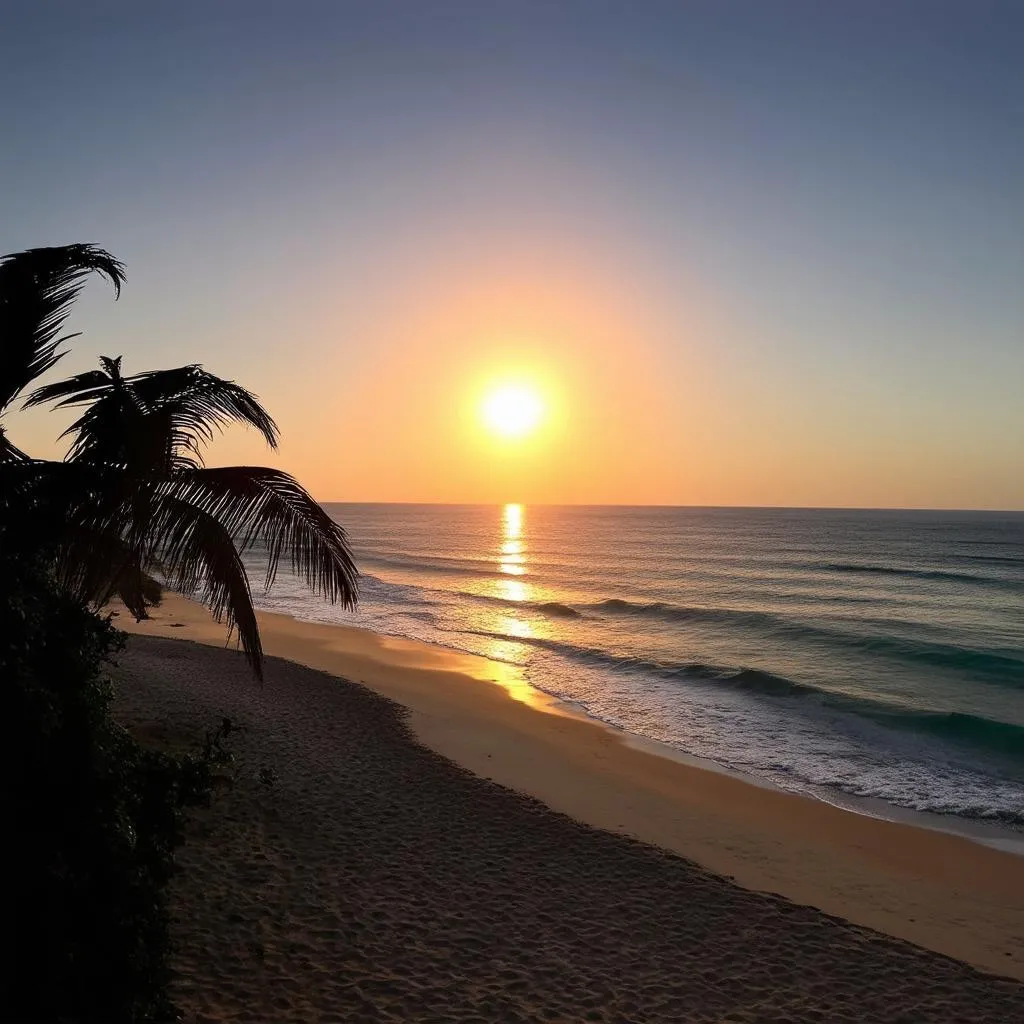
[245,504,1024,836]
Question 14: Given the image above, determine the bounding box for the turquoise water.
[246,504,1024,827]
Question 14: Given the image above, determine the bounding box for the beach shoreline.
[113,591,1024,983]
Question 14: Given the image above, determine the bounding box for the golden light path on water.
[479,503,540,671]
[480,506,582,719]
[498,502,526,577]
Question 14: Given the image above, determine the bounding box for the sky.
[2,0,1021,508]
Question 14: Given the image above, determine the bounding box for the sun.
[481,384,544,439]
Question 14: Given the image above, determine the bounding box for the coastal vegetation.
[0,244,358,1020]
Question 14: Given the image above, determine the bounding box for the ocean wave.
[456,589,1024,684]
[533,601,582,618]
[362,554,496,578]
[457,592,582,617]
[587,597,776,628]
[588,598,1024,684]
[958,553,1024,567]
[358,576,585,622]
[459,628,1024,760]
[851,706,1024,759]
[361,553,586,585]
[275,562,1024,688]
[359,573,436,605]
[823,562,1020,589]
[856,634,1024,682]
[458,630,796,692]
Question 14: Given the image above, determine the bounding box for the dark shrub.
[0,555,210,1023]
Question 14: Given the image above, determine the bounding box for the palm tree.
[0,244,125,459]
[0,244,358,678]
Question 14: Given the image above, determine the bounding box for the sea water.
[245,504,1024,831]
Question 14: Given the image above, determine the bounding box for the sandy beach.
[111,593,1024,1022]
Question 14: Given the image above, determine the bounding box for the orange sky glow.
[4,4,1023,511]
[12,229,1022,511]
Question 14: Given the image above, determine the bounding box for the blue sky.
[2,1,1021,506]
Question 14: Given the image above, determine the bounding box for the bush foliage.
[0,555,211,1023]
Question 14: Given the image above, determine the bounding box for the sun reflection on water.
[504,502,523,539]
[499,503,526,576]
[469,504,537,663]
[499,613,533,639]
[496,577,529,603]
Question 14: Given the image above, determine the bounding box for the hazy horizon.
[317,500,1024,513]
[3,2,1022,509]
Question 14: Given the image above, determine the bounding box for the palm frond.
[58,525,149,616]
[6,459,354,677]
[129,365,280,450]
[145,494,263,676]
[31,360,149,468]
[24,368,120,410]
[0,425,28,462]
[28,361,280,471]
[0,244,124,415]
[159,467,358,607]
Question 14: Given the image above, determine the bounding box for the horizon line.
[314,500,1024,514]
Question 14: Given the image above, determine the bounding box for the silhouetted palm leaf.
[129,365,279,450]
[158,467,358,601]
[26,361,126,411]
[28,361,279,472]
[0,426,28,462]
[145,495,263,674]
[0,245,124,417]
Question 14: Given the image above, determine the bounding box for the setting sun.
[481,384,544,439]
